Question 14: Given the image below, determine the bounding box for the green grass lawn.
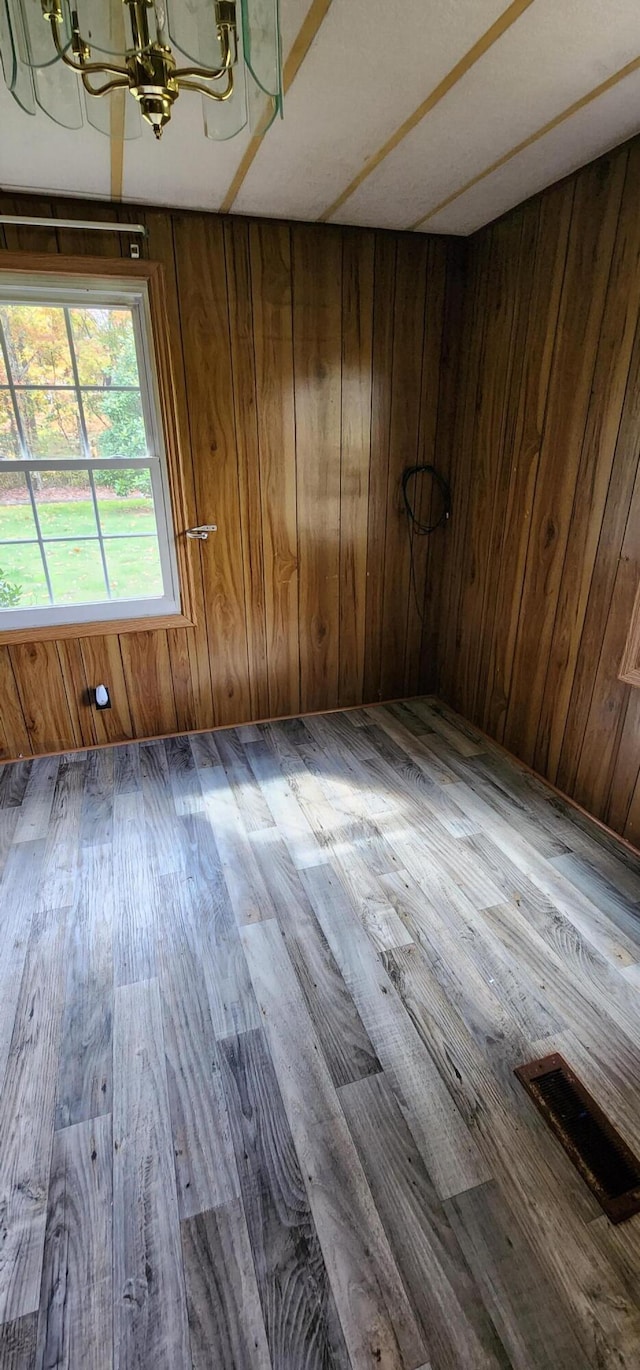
[0,497,163,605]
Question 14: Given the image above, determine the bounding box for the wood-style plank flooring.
[1,697,640,1369]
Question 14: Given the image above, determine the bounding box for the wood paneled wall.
[434,136,640,846]
[0,194,450,759]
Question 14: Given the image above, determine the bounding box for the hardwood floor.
[0,697,639,1369]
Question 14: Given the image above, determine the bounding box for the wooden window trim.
[619,579,640,688]
[0,252,195,647]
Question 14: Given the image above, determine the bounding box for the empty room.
[1,0,640,1366]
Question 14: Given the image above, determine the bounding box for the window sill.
[0,612,194,647]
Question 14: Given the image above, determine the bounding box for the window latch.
[185,524,217,540]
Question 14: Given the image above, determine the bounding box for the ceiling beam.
[318,0,535,224]
[412,53,640,230]
[110,89,126,202]
[109,0,127,201]
[219,0,334,214]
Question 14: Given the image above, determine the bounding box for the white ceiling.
[1,0,640,236]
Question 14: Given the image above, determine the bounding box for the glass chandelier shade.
[0,0,282,140]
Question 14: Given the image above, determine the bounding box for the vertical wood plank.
[482,183,572,741]
[0,649,31,761]
[437,230,494,709]
[55,639,91,748]
[249,222,300,718]
[339,228,374,706]
[145,207,215,734]
[224,218,269,720]
[118,630,178,738]
[404,237,447,697]
[462,209,525,720]
[292,224,343,713]
[363,233,396,703]
[79,635,134,744]
[173,212,252,725]
[419,238,467,694]
[9,643,78,755]
[378,236,428,701]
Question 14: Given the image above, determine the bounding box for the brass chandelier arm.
[173,26,234,81]
[49,16,129,77]
[81,72,130,97]
[173,63,232,80]
[178,70,235,101]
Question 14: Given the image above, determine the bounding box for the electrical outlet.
[94,684,111,710]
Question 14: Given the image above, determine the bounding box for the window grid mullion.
[88,466,113,601]
[0,457,153,473]
[0,317,54,603]
[0,383,139,393]
[63,308,92,461]
[24,469,54,604]
[64,308,112,601]
[0,532,157,547]
[0,314,29,458]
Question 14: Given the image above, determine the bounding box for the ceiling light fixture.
[0,0,282,140]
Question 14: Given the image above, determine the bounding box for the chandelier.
[0,0,282,139]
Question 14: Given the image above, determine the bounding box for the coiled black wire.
[401,464,451,624]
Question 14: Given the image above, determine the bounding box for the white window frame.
[0,270,181,634]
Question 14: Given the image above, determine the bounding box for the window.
[0,267,183,637]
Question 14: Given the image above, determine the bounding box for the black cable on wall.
[401,464,451,624]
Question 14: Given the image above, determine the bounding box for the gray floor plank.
[56,842,113,1128]
[0,839,46,1096]
[0,759,32,811]
[240,919,432,1370]
[249,826,381,1086]
[219,1025,353,1370]
[0,705,638,1366]
[79,746,114,848]
[0,904,67,1324]
[112,978,190,1370]
[444,1180,592,1370]
[0,1314,37,1369]
[181,1199,272,1370]
[156,873,240,1219]
[112,790,155,986]
[339,1072,511,1370]
[300,863,491,1199]
[36,755,85,913]
[36,1115,112,1369]
[12,758,59,845]
[197,762,277,924]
